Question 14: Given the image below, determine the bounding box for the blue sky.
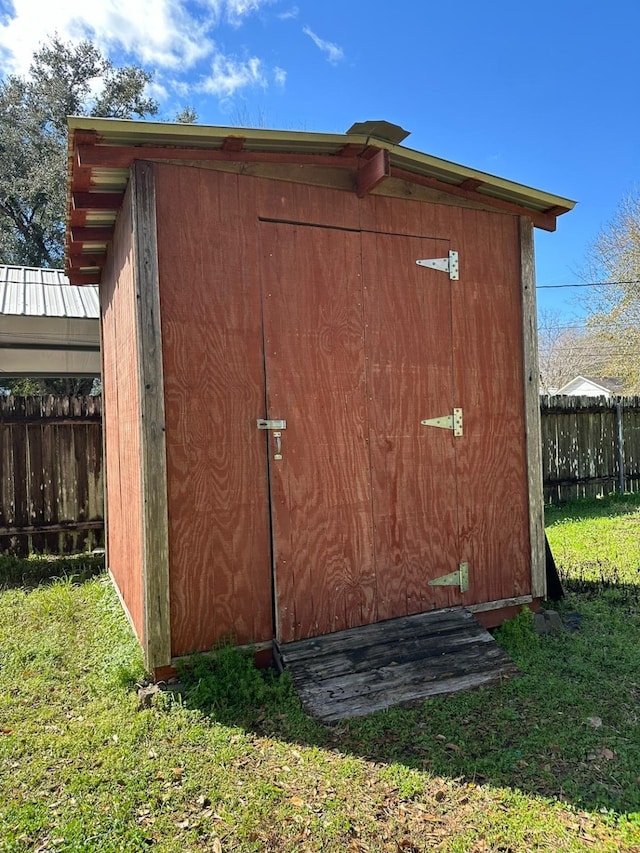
[1,0,638,329]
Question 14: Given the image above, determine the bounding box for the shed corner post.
[520,215,546,599]
[132,159,172,674]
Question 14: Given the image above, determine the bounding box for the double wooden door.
[259,220,463,643]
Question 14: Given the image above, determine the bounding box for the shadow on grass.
[175,582,640,820]
[0,553,106,590]
[544,491,640,524]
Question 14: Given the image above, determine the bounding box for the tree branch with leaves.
[0,36,159,268]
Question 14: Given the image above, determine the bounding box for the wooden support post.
[520,216,546,599]
[616,400,625,494]
[131,161,172,672]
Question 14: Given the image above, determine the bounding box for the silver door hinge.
[428,562,469,593]
[421,408,463,436]
[416,250,459,280]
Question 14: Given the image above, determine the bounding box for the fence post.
[615,399,625,494]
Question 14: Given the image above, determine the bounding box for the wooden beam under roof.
[67,270,101,286]
[75,143,362,171]
[68,253,105,270]
[70,227,114,244]
[356,149,390,197]
[460,177,484,191]
[390,166,560,232]
[221,136,245,152]
[72,191,124,211]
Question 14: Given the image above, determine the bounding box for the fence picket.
[0,396,104,555]
[540,395,640,503]
[2,394,639,555]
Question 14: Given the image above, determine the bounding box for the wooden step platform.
[275,608,518,723]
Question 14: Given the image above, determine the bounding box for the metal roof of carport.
[65,116,576,285]
[0,266,100,377]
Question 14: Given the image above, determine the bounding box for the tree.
[175,106,198,124]
[583,191,640,392]
[0,36,159,267]
[537,310,608,394]
[0,376,99,396]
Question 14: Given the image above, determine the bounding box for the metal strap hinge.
[421,408,463,436]
[416,250,459,280]
[428,562,469,593]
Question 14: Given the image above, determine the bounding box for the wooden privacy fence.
[0,396,103,555]
[541,395,640,504]
[1,394,639,555]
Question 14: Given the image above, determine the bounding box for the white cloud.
[0,0,275,76]
[302,26,343,64]
[224,0,272,26]
[0,0,212,73]
[0,0,289,110]
[277,6,298,19]
[197,54,266,97]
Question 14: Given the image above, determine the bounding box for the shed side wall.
[100,183,145,643]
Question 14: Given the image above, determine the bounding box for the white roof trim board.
[0,265,99,319]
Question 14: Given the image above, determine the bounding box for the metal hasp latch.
[257,419,286,460]
[416,250,459,280]
[428,562,470,593]
[256,419,287,430]
[421,408,463,437]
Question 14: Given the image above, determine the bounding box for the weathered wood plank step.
[280,608,475,663]
[276,608,518,723]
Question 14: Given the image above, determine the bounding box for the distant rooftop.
[0,265,99,320]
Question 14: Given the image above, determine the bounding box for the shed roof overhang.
[65,116,576,286]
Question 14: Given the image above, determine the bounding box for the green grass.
[0,498,639,851]
[545,491,640,590]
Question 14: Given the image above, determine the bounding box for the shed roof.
[65,116,576,286]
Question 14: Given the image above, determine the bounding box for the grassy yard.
[0,495,639,852]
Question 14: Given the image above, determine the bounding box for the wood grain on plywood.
[100,183,145,643]
[155,164,273,656]
[451,208,531,604]
[260,220,375,643]
[362,232,459,619]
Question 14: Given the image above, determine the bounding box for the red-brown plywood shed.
[65,117,575,677]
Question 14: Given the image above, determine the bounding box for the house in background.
[0,265,100,378]
[556,375,624,398]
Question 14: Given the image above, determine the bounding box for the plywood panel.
[254,177,360,232]
[449,208,531,603]
[260,221,376,643]
[101,185,145,643]
[361,232,460,619]
[154,164,273,656]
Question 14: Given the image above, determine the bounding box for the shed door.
[260,221,461,643]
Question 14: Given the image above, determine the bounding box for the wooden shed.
[65,117,574,678]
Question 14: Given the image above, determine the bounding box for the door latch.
[257,419,286,460]
[256,419,286,430]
